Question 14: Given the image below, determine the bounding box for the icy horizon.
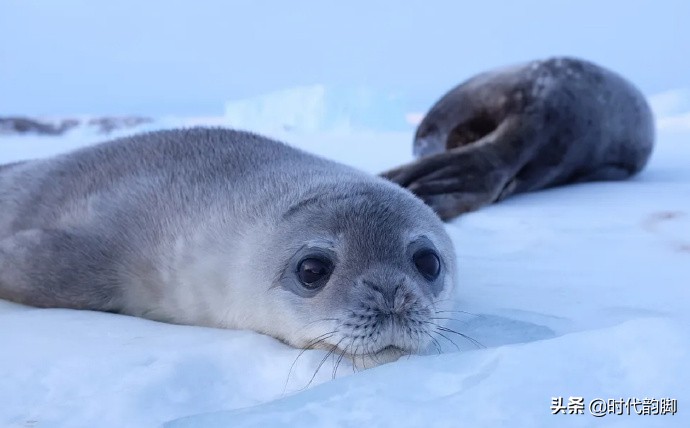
[4,84,690,138]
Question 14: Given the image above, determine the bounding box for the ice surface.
[223,85,413,133]
[0,96,688,427]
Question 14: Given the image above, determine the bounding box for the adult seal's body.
[383,57,655,220]
[0,128,456,366]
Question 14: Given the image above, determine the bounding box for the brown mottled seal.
[0,128,457,367]
[383,57,655,220]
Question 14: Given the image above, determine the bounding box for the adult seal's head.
[0,128,457,367]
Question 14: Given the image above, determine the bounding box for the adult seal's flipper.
[383,116,540,220]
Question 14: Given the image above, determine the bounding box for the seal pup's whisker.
[350,344,362,374]
[430,316,467,323]
[437,325,484,348]
[431,329,461,352]
[428,322,485,349]
[332,339,354,380]
[435,310,481,317]
[303,337,348,390]
[283,330,338,395]
[420,298,478,317]
[423,331,443,355]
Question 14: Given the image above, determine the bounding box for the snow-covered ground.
[1,94,689,427]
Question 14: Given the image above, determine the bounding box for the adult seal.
[0,128,457,367]
[383,57,655,220]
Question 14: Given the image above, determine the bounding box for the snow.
[1,92,689,427]
[650,89,690,132]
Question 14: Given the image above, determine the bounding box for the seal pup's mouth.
[339,344,409,368]
[307,340,409,367]
[367,344,407,362]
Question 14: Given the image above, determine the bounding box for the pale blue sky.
[1,0,688,115]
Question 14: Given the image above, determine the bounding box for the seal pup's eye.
[297,257,333,289]
[413,249,441,281]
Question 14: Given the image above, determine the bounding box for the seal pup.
[0,128,456,367]
[383,57,655,220]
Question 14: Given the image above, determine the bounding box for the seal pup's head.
[235,179,457,367]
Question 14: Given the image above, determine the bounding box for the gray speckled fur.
[383,57,655,220]
[0,127,456,365]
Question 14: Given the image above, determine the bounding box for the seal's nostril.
[362,279,406,309]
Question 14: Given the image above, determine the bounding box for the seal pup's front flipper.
[0,228,123,311]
